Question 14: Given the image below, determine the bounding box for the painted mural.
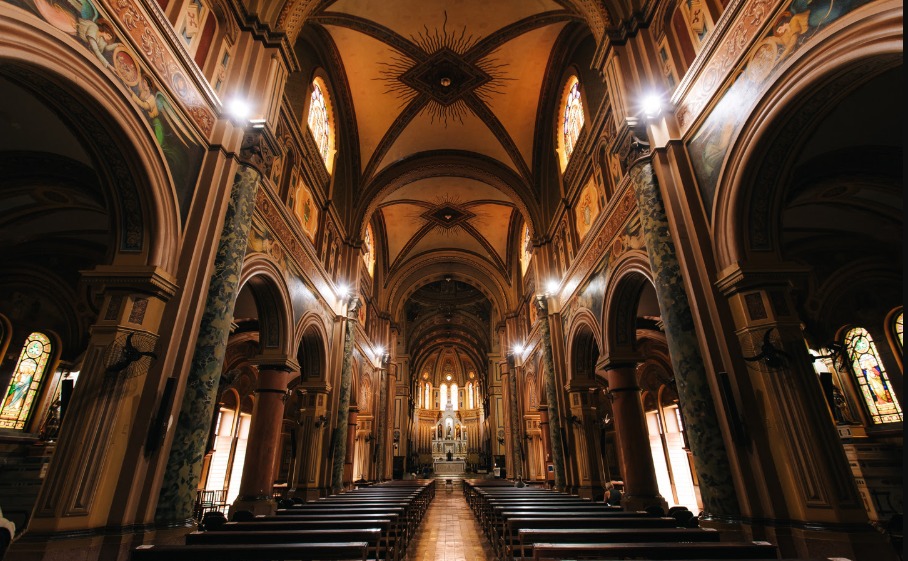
[292,179,320,242]
[687,0,875,218]
[7,0,205,221]
[561,214,644,339]
[575,179,602,241]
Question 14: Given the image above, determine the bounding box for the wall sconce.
[742,327,790,369]
[313,415,328,429]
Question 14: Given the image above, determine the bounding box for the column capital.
[81,265,179,300]
[238,123,281,177]
[612,117,652,173]
[716,262,810,296]
[249,355,300,373]
[595,353,641,375]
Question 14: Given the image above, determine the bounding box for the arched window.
[362,223,375,277]
[424,382,431,408]
[892,311,903,353]
[520,223,532,275]
[451,383,459,411]
[439,384,448,410]
[558,76,584,171]
[467,382,474,409]
[1,332,53,430]
[307,77,336,173]
[844,327,902,424]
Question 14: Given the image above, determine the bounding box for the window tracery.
[0,332,53,430]
[844,326,902,424]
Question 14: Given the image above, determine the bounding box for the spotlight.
[375,345,385,357]
[227,98,251,121]
[337,284,351,298]
[641,94,662,119]
[511,343,525,356]
[545,279,560,295]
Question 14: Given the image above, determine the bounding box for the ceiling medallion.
[421,202,475,230]
[378,12,510,126]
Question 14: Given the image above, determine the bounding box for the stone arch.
[238,256,294,357]
[602,251,654,361]
[566,310,603,382]
[295,313,329,381]
[712,0,902,272]
[0,9,181,272]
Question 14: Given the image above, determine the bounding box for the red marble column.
[231,365,291,516]
[538,405,555,486]
[606,365,667,511]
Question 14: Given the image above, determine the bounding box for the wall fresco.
[687,0,875,218]
[6,0,206,222]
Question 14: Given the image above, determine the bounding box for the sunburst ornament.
[378,12,511,126]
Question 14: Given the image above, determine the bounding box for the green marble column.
[536,296,567,492]
[628,160,739,517]
[156,165,260,523]
[331,299,359,493]
[504,357,525,485]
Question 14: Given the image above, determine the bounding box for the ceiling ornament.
[378,12,511,126]
[413,194,485,235]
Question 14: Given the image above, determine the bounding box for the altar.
[434,460,466,475]
[431,403,467,462]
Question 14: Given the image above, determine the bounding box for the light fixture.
[227,98,251,121]
[641,94,662,119]
[336,283,351,298]
[545,279,560,295]
[375,345,385,357]
[511,343,524,357]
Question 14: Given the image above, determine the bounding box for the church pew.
[483,501,623,531]
[209,520,396,561]
[514,527,720,561]
[529,540,778,560]
[488,507,639,540]
[277,504,413,540]
[185,528,385,561]
[498,516,680,559]
[131,542,369,561]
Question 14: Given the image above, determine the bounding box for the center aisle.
[408,483,495,561]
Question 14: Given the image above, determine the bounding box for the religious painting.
[362,223,375,277]
[292,179,319,242]
[688,0,874,218]
[575,179,602,241]
[13,0,205,223]
[559,76,584,171]
[520,224,532,275]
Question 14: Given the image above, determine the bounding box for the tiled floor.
[406,483,495,561]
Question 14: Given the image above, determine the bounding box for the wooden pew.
[530,540,778,560]
[514,527,720,561]
[185,529,384,561]
[131,542,369,561]
[248,516,402,558]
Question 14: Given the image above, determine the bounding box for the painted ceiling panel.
[379,202,429,264]
[382,177,512,204]
[485,22,566,168]
[375,108,519,175]
[322,24,412,173]
[466,203,514,263]
[401,226,496,267]
[328,0,562,42]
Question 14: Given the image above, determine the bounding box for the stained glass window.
[452,383,459,411]
[562,77,584,166]
[307,80,334,172]
[439,384,448,411]
[520,224,532,274]
[467,382,474,409]
[0,332,53,430]
[844,327,902,424]
[362,223,375,277]
[424,382,431,409]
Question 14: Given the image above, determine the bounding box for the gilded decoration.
[574,179,602,241]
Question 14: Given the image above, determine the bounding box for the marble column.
[538,405,554,486]
[535,296,567,491]
[501,359,522,483]
[156,164,262,523]
[231,363,293,515]
[606,365,667,511]
[330,298,359,493]
[375,366,389,480]
[344,407,359,487]
[628,158,739,517]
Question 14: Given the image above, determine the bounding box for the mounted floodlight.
[336,283,351,298]
[511,343,525,356]
[227,98,251,121]
[641,94,662,119]
[375,345,386,357]
[545,279,560,295]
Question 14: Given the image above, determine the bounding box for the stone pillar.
[288,384,330,501]
[231,362,293,516]
[344,407,359,487]
[330,297,359,493]
[605,365,667,511]
[535,295,567,491]
[156,126,279,522]
[538,405,554,487]
[566,385,608,501]
[626,151,739,517]
[503,356,525,485]
[155,163,264,523]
